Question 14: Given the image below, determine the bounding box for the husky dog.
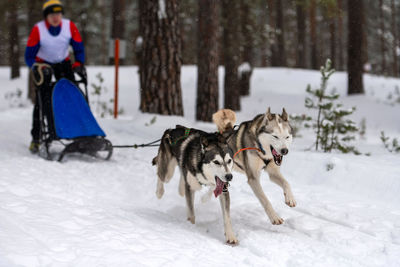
[152,125,238,244]
[213,108,296,225]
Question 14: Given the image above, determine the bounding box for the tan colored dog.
[213,108,296,225]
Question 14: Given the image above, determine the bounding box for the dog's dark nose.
[225,174,233,181]
[281,148,288,155]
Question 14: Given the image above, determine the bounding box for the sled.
[37,78,113,161]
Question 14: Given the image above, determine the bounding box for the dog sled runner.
[37,78,113,161]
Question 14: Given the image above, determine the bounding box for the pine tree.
[196,0,219,122]
[138,0,184,115]
[8,0,20,79]
[380,132,400,153]
[347,0,364,94]
[305,59,360,154]
[221,0,241,110]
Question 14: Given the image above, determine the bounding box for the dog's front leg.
[219,191,238,245]
[266,164,296,207]
[247,174,284,225]
[184,181,196,224]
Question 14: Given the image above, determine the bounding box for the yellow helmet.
[42,0,64,17]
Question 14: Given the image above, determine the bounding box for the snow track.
[1,67,400,266]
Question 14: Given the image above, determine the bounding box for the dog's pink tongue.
[214,178,224,198]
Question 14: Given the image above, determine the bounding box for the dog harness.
[233,147,262,159]
[169,128,191,146]
[233,145,271,170]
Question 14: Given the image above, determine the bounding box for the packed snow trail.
[1,108,399,267]
[1,67,400,266]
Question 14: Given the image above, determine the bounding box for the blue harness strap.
[52,78,106,139]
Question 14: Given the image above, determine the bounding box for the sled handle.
[75,79,89,103]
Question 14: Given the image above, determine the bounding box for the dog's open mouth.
[270,145,283,166]
[214,176,229,198]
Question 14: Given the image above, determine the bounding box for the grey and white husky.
[213,108,296,225]
[152,125,238,244]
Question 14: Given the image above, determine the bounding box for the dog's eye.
[286,136,290,139]
[213,160,221,165]
[272,135,279,139]
[227,159,232,164]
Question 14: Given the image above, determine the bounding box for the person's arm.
[25,25,40,68]
[69,21,85,68]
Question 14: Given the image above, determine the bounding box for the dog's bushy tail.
[212,109,237,133]
[152,129,174,182]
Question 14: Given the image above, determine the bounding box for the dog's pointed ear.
[200,136,209,148]
[217,134,227,144]
[265,107,273,121]
[281,108,288,121]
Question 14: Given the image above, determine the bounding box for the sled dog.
[213,108,296,225]
[152,125,238,244]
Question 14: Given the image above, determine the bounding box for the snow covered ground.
[0,66,400,266]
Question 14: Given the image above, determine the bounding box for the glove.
[73,65,87,85]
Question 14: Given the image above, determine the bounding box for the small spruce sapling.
[91,73,108,117]
[289,113,312,138]
[386,86,400,106]
[380,131,400,153]
[305,59,360,154]
[4,88,24,108]
[91,73,124,117]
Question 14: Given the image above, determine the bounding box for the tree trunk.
[27,0,42,103]
[295,1,306,68]
[329,18,336,69]
[78,5,89,63]
[337,0,344,71]
[309,0,318,69]
[379,0,386,75]
[275,0,286,66]
[259,0,268,67]
[100,0,109,65]
[267,0,278,66]
[139,0,184,115]
[347,0,364,95]
[110,0,126,65]
[196,0,219,122]
[179,2,198,65]
[8,0,20,79]
[239,0,254,96]
[222,0,241,110]
[390,0,398,77]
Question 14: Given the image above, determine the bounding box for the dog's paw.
[269,213,284,225]
[226,237,239,246]
[187,216,195,224]
[284,192,297,207]
[225,232,238,245]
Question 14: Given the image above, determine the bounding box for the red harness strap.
[233,147,262,159]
